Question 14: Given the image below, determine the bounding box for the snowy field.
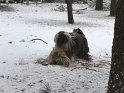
[0,3,114,93]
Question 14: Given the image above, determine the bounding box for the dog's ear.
[73,28,83,35]
[76,28,83,34]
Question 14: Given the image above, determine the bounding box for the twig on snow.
[30,39,48,44]
[71,66,97,71]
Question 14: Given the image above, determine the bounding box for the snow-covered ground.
[0,3,114,93]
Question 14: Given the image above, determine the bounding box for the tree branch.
[71,66,97,71]
[30,39,48,44]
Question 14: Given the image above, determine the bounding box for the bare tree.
[95,0,103,10]
[66,0,74,24]
[26,0,29,5]
[110,0,117,16]
[107,0,124,93]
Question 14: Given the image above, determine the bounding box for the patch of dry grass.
[0,4,14,11]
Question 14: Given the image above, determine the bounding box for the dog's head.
[54,31,72,47]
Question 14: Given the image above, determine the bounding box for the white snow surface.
[0,3,114,93]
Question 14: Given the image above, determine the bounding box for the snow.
[0,3,114,93]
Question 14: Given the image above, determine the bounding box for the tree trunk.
[44,0,54,3]
[107,0,124,93]
[95,0,103,10]
[66,0,74,24]
[21,0,24,4]
[110,0,116,16]
[26,0,29,5]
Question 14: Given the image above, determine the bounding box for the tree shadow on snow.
[26,19,102,28]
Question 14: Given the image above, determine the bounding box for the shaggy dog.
[46,28,90,67]
[54,28,90,60]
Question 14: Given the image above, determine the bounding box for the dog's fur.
[72,28,90,59]
[46,28,90,67]
[46,45,71,67]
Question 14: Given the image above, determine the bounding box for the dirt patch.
[0,5,14,11]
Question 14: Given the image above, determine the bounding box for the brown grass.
[0,5,14,11]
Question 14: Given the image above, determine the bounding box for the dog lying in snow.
[44,28,90,67]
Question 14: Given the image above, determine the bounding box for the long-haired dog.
[46,28,90,67]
